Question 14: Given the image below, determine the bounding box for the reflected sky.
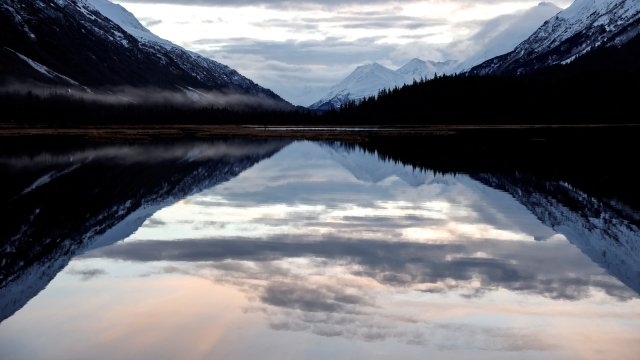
[1,141,639,360]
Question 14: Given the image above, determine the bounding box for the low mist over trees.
[2,33,638,126]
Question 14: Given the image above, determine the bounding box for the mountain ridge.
[468,0,640,75]
[0,0,292,109]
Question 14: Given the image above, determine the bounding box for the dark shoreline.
[1,123,638,140]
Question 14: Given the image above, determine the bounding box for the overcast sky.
[113,0,574,105]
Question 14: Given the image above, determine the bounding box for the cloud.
[82,233,634,351]
[112,0,576,105]
[138,17,162,27]
[194,39,403,105]
[118,0,563,9]
[261,281,372,313]
[66,267,108,281]
[85,236,637,301]
[192,35,450,105]
[119,0,426,9]
[0,83,292,110]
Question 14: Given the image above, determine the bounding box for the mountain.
[309,59,457,111]
[0,0,292,109]
[467,0,640,75]
[452,2,563,72]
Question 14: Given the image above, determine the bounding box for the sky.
[113,0,575,106]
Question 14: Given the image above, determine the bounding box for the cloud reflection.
[87,236,637,302]
[66,267,108,281]
[77,140,639,353]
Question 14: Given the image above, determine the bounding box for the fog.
[0,82,292,110]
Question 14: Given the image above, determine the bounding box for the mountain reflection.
[1,139,639,360]
[0,139,290,321]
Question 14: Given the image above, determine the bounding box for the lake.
[0,131,639,360]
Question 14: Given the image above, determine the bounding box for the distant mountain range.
[0,0,292,109]
[308,59,457,111]
[308,2,563,111]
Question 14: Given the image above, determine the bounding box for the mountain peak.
[308,58,457,110]
[353,62,390,73]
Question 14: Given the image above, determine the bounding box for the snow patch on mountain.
[84,0,173,47]
[5,48,79,86]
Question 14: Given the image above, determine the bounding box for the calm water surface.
[0,140,639,359]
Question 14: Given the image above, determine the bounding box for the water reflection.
[1,140,639,360]
[0,139,289,321]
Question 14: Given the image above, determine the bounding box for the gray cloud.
[196,37,394,67]
[85,236,637,301]
[103,235,630,350]
[261,281,372,313]
[138,17,162,27]
[113,1,574,105]
[66,268,108,281]
[251,14,446,30]
[118,0,544,8]
[264,306,552,351]
[191,37,395,105]
[119,0,427,9]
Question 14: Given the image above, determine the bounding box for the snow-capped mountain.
[307,1,562,111]
[452,2,563,73]
[0,0,292,108]
[467,0,640,75]
[309,59,457,111]
[0,139,290,323]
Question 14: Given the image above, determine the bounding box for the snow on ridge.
[5,47,79,85]
[82,0,173,48]
[81,0,264,96]
[515,0,640,58]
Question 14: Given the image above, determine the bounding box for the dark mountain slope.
[0,0,291,109]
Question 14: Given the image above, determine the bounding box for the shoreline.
[1,123,639,142]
